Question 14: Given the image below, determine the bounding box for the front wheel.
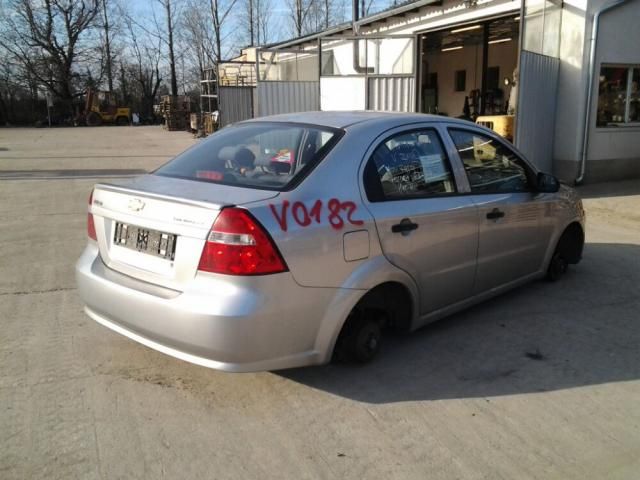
[547,252,568,281]
[86,112,102,126]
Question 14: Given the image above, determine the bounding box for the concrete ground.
[1,126,639,480]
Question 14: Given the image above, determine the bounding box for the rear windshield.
[155,122,342,190]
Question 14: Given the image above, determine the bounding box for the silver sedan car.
[76,112,585,372]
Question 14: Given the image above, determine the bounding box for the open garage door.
[319,36,416,112]
[417,15,520,141]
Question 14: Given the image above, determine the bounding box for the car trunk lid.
[90,174,278,291]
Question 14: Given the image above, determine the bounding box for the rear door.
[446,127,548,292]
[361,126,478,316]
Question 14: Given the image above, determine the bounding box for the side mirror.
[536,172,560,193]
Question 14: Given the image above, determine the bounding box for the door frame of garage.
[414,12,521,115]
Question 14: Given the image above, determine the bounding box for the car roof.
[242,111,475,130]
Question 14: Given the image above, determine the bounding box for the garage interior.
[418,15,520,121]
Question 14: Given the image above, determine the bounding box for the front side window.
[155,123,341,190]
[449,129,531,193]
[597,65,640,127]
[364,129,456,201]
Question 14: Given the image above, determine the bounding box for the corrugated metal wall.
[218,86,254,127]
[368,77,415,112]
[256,81,319,117]
[515,51,559,172]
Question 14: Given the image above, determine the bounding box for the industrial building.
[215,0,640,183]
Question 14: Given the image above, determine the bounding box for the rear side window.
[155,122,341,190]
[449,129,531,193]
[363,129,456,201]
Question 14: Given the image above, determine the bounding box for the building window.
[454,70,466,92]
[597,65,640,127]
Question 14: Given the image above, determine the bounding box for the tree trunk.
[249,0,254,46]
[255,0,261,44]
[119,63,128,105]
[165,0,178,96]
[324,0,329,29]
[102,0,113,91]
[296,0,303,36]
[212,0,222,63]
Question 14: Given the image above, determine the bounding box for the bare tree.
[0,0,102,116]
[287,0,316,37]
[121,10,163,118]
[247,0,254,46]
[255,0,276,44]
[158,0,178,96]
[181,2,216,78]
[236,0,274,46]
[123,0,188,97]
[210,0,239,63]
[286,0,350,36]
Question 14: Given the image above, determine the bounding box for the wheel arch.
[314,258,420,364]
[544,219,585,271]
[350,281,414,331]
[556,221,585,264]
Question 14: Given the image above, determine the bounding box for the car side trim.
[414,270,544,329]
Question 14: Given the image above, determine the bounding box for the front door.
[362,126,478,316]
[447,127,548,292]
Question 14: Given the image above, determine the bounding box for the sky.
[129,0,394,58]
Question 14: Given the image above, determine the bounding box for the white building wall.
[553,0,640,181]
[552,0,588,172]
[279,0,637,181]
[320,77,367,110]
[588,0,640,165]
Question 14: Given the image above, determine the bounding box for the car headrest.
[218,146,237,162]
[235,147,255,169]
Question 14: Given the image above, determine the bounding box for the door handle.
[392,218,419,234]
[486,208,505,220]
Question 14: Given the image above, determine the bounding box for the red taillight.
[87,190,97,241]
[198,208,287,275]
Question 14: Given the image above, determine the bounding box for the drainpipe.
[576,0,631,184]
[352,0,359,33]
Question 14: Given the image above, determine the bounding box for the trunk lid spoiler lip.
[93,175,281,210]
[93,182,230,210]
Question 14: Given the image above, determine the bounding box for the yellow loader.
[84,89,131,126]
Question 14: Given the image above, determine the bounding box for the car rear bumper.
[75,244,351,372]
